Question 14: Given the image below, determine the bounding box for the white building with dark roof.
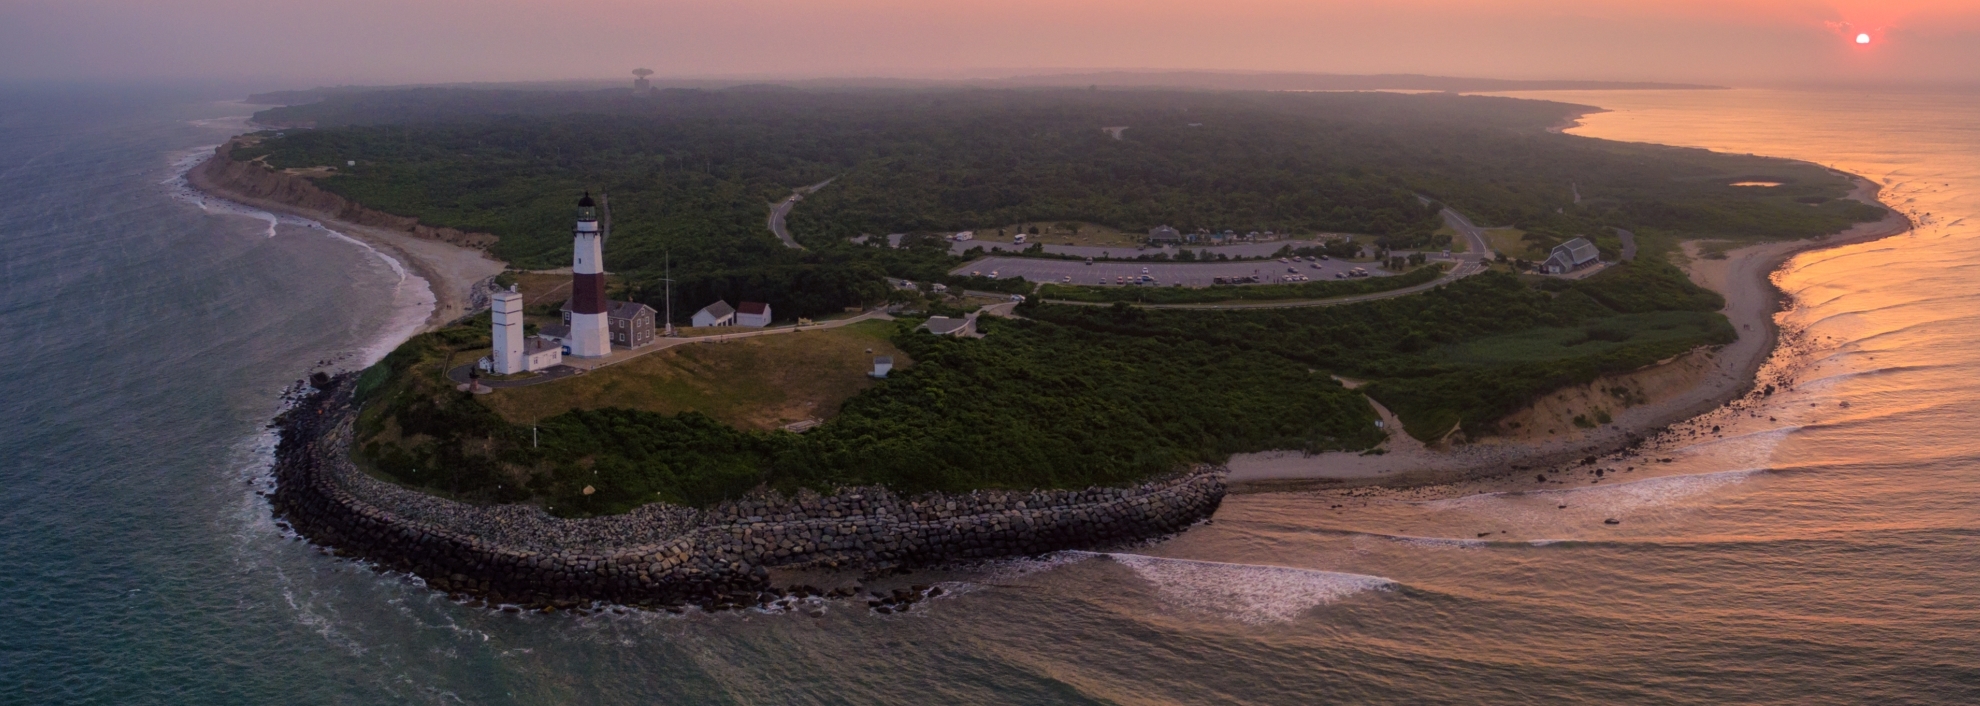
[692,300,736,327]
[736,301,772,327]
[519,336,564,371]
[556,298,656,349]
[1544,237,1601,274]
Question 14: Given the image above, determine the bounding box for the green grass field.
[1484,228,1543,260]
[1432,311,1731,364]
[477,320,907,430]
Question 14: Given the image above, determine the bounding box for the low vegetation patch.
[1023,259,1733,442]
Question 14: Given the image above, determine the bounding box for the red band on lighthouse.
[571,272,607,314]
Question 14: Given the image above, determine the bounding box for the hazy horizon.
[3,1,1977,90]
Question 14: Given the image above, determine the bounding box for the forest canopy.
[241,87,1881,322]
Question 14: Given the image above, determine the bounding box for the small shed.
[692,300,736,327]
[521,336,563,371]
[870,356,894,378]
[737,301,772,327]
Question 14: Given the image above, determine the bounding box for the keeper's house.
[548,298,656,349]
[736,301,772,327]
[692,300,736,328]
[1543,237,1601,275]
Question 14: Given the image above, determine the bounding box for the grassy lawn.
[1484,227,1543,260]
[1432,311,1731,364]
[477,320,908,430]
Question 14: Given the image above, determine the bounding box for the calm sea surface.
[2,87,1976,704]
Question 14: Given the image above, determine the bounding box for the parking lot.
[952,256,1393,288]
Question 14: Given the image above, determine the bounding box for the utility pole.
[662,249,677,337]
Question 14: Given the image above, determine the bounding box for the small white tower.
[567,193,612,358]
[490,285,525,374]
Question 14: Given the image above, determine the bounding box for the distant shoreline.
[186,139,504,333]
[1227,174,1913,496]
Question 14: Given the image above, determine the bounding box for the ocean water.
[3,86,1977,704]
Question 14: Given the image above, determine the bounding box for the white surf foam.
[1416,467,1769,537]
[164,144,434,367]
[1063,551,1395,625]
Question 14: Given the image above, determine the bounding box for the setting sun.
[1857,33,1873,44]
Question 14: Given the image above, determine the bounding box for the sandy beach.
[186,145,505,330]
[1228,176,1914,495]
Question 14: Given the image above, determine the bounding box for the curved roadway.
[767,177,836,250]
[1027,207,1497,310]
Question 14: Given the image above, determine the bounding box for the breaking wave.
[1062,551,1396,625]
[164,144,432,367]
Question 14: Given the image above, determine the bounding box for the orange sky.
[2,0,1976,86]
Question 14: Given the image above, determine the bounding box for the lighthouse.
[490,286,526,373]
[566,193,611,357]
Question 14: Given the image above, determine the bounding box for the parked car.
[1084,257,1094,265]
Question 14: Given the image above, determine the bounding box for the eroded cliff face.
[193,139,499,250]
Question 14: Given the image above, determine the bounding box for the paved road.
[1441,207,1494,258]
[1616,228,1637,261]
[1037,259,1485,310]
[948,238,1338,260]
[767,177,835,250]
[1024,206,1496,310]
[956,255,1386,288]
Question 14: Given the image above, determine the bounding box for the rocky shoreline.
[271,374,1226,612]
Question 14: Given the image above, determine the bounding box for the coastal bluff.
[192,139,498,251]
[271,375,1226,607]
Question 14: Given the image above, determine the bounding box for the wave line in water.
[1061,551,1395,625]
[1423,467,1768,509]
[163,144,433,366]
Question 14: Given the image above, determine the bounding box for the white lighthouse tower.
[490,285,526,374]
[566,193,612,358]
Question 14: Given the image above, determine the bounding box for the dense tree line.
[241,86,1877,323]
